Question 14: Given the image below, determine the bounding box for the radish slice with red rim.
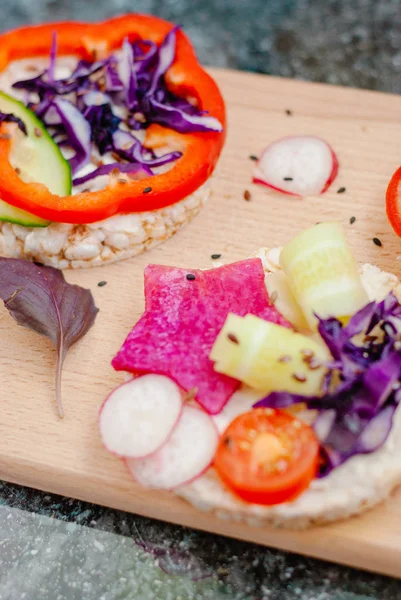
[99,374,183,458]
[127,405,219,490]
[253,135,338,196]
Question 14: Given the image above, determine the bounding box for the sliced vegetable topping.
[127,405,219,490]
[210,313,328,396]
[0,92,72,227]
[0,92,71,196]
[214,409,319,505]
[112,259,289,415]
[253,135,338,197]
[265,270,308,331]
[99,375,183,458]
[14,28,222,180]
[280,222,369,328]
[0,15,226,223]
[255,291,401,475]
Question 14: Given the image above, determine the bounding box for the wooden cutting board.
[2,67,401,578]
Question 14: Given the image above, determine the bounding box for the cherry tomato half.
[214,408,319,505]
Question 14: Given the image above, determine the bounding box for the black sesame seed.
[224,436,234,449]
[211,253,222,260]
[143,186,152,194]
[249,154,258,161]
[227,332,239,344]
[373,237,382,247]
[186,273,196,281]
[350,216,356,225]
[337,187,346,194]
[283,177,293,181]
[98,281,107,287]
[285,109,292,116]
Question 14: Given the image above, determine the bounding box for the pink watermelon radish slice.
[126,405,219,490]
[112,258,289,415]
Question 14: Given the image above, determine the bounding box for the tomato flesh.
[214,408,319,506]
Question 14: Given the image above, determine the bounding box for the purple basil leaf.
[0,258,98,417]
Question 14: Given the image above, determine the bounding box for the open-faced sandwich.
[0,15,225,268]
[100,222,401,528]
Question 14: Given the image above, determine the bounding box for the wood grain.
[2,67,401,578]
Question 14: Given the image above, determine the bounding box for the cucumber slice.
[0,199,49,227]
[0,91,72,227]
[280,222,369,327]
[210,313,329,396]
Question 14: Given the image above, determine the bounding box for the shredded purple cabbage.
[12,27,223,183]
[0,111,27,135]
[72,162,153,187]
[254,292,401,477]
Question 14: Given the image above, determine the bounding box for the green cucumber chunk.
[0,91,73,227]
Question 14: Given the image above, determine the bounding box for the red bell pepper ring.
[386,165,401,237]
[0,14,226,224]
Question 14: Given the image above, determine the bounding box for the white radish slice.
[253,135,338,196]
[99,374,183,458]
[127,405,219,490]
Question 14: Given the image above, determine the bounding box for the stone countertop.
[1,1,401,599]
[2,0,401,93]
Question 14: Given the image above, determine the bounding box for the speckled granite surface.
[1,1,401,598]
